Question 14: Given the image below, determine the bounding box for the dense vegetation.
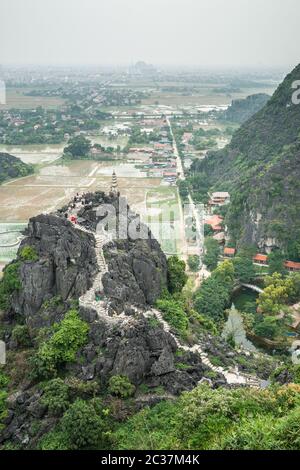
[113,383,300,450]
[0,261,21,310]
[0,152,34,184]
[220,93,270,124]
[194,260,234,322]
[31,309,89,379]
[63,135,92,158]
[191,63,300,255]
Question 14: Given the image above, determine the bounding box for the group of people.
[64,192,89,222]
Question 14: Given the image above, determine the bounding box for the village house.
[284,261,300,272]
[253,254,268,266]
[224,247,236,258]
[208,192,230,209]
[205,214,224,233]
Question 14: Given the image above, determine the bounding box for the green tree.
[177,180,189,201]
[203,237,220,271]
[32,309,89,379]
[187,255,200,272]
[268,250,287,275]
[64,135,91,158]
[233,256,256,283]
[11,325,31,348]
[60,399,105,449]
[0,262,21,310]
[108,375,135,398]
[41,378,70,416]
[204,224,214,237]
[194,261,234,322]
[167,256,188,294]
[257,273,293,315]
[253,316,279,339]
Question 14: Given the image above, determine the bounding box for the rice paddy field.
[0,223,27,265]
[145,187,182,255]
[0,88,65,110]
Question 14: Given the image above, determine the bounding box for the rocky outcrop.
[60,191,168,313]
[102,237,167,313]
[11,214,98,322]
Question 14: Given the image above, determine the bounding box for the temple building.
[110,170,119,195]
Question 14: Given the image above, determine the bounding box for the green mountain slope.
[192,63,300,258]
[0,152,34,184]
[220,93,270,124]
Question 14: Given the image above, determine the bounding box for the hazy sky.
[1,0,299,67]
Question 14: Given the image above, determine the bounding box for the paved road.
[167,117,210,282]
[167,117,185,180]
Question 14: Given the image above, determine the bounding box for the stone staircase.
[74,223,114,321]
[146,308,262,388]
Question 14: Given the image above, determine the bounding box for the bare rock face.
[82,315,211,393]
[11,214,98,319]
[103,237,168,312]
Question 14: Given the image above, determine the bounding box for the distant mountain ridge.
[192,63,300,258]
[0,152,34,184]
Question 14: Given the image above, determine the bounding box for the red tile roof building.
[285,261,300,272]
[224,247,236,257]
[253,254,268,265]
[205,215,224,232]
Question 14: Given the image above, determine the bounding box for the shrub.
[20,246,38,262]
[188,255,200,272]
[37,429,69,450]
[147,315,161,329]
[65,377,99,399]
[12,324,32,348]
[41,378,70,416]
[0,262,21,310]
[0,371,8,431]
[167,256,188,294]
[156,298,189,334]
[253,317,279,339]
[0,370,9,388]
[60,399,105,449]
[31,309,89,379]
[108,375,135,398]
[203,237,220,271]
[113,384,300,450]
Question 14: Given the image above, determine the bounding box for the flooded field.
[96,163,147,178]
[0,88,65,110]
[0,155,181,264]
[89,135,129,149]
[0,144,64,164]
[0,223,27,264]
[0,159,162,225]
